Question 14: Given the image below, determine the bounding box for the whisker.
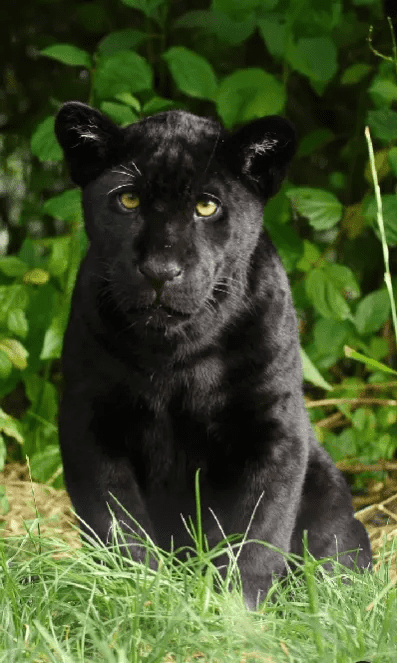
[203,128,221,177]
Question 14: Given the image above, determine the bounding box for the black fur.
[56,102,371,609]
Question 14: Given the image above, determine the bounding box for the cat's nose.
[139,260,182,286]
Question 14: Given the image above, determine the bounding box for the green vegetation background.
[1,0,397,495]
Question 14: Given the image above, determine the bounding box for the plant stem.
[365,126,397,345]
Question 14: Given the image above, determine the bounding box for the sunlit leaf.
[99,102,138,125]
[300,347,333,390]
[344,346,397,375]
[7,309,28,338]
[163,47,218,100]
[286,37,337,83]
[287,188,342,230]
[40,44,91,68]
[44,189,83,223]
[31,116,62,162]
[216,69,285,128]
[354,290,391,335]
[0,339,28,370]
[23,269,50,285]
[95,51,153,98]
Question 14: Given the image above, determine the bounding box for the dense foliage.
[1,0,397,491]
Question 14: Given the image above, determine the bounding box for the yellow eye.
[119,192,140,209]
[195,200,218,217]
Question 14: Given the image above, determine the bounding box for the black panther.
[55,101,371,609]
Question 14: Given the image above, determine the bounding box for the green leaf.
[7,309,28,338]
[40,44,91,68]
[213,0,270,22]
[46,237,70,277]
[114,92,141,112]
[120,0,164,19]
[98,30,148,56]
[163,47,218,101]
[325,264,360,300]
[24,375,58,423]
[95,51,153,98]
[30,445,61,484]
[257,14,286,58]
[296,240,321,272]
[31,116,62,162]
[313,319,350,354]
[325,429,357,462]
[216,69,285,128]
[23,268,50,285]
[290,0,342,32]
[344,346,397,375]
[300,347,333,390]
[99,102,138,125]
[364,194,397,246]
[0,408,24,444]
[0,439,7,475]
[24,284,57,371]
[44,189,83,223]
[305,267,353,320]
[286,37,338,84]
[286,188,342,230]
[341,63,372,85]
[388,147,397,177]
[368,337,388,361]
[354,289,391,335]
[265,216,303,273]
[297,129,334,158]
[40,314,65,360]
[368,109,397,141]
[0,286,29,323]
[142,97,178,114]
[0,351,12,379]
[175,10,256,46]
[0,339,28,370]
[369,79,397,106]
[0,256,28,277]
[18,239,37,268]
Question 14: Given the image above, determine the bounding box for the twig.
[316,412,345,428]
[367,23,394,62]
[367,18,397,75]
[306,397,397,408]
[333,381,397,391]
[336,460,397,473]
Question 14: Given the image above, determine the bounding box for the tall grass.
[0,513,395,663]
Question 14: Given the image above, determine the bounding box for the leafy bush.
[1,0,396,489]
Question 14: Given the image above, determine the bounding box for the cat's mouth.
[154,304,191,319]
[138,303,192,327]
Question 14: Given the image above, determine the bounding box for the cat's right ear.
[55,102,123,187]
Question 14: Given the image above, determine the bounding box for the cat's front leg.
[59,395,157,565]
[217,454,307,610]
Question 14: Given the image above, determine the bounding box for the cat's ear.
[227,116,296,199]
[55,102,123,187]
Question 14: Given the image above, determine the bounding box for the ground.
[0,461,396,582]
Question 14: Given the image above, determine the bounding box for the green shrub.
[0,0,396,490]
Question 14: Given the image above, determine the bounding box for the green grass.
[0,518,395,663]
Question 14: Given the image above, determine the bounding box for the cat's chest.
[122,353,228,483]
[128,352,227,418]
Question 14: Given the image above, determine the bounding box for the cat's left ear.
[226,116,296,200]
[55,102,124,187]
